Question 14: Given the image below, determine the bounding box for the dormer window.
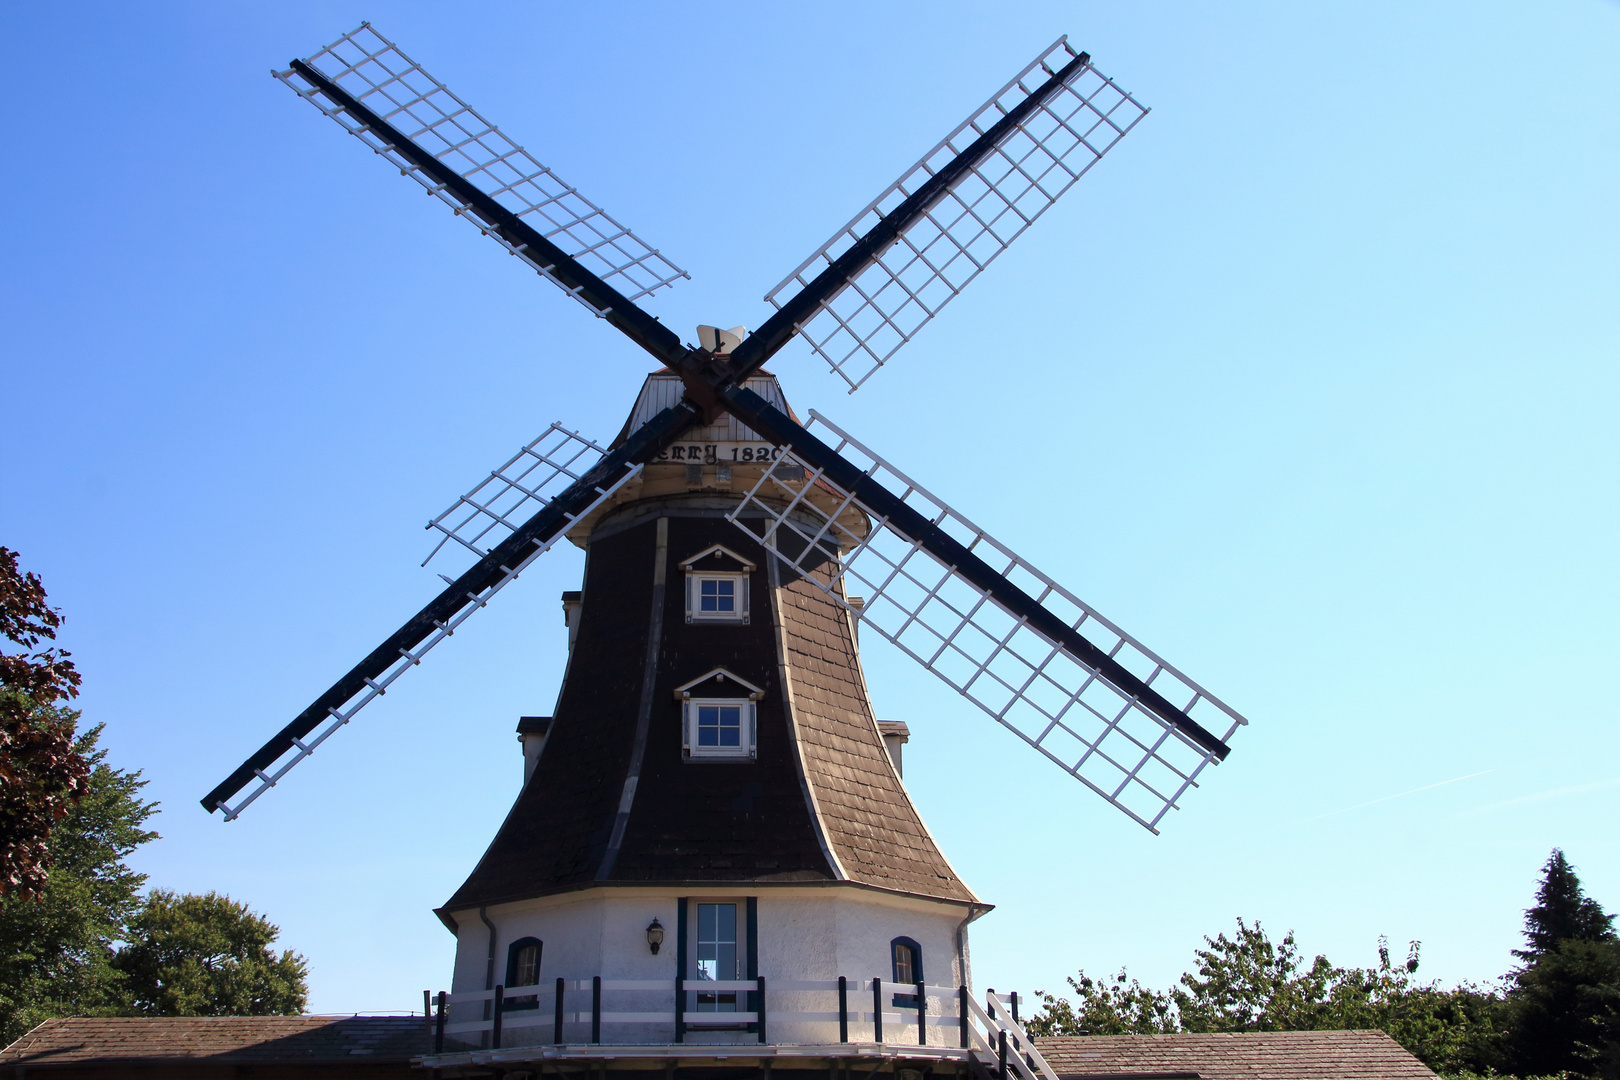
[674,668,765,761]
[680,545,755,624]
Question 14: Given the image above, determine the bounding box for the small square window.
[697,704,742,748]
[700,578,735,614]
[688,573,749,623]
[684,698,757,760]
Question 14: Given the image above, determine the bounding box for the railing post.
[675,976,685,1043]
[838,976,848,1043]
[916,980,926,1046]
[872,977,883,1043]
[998,1028,1008,1080]
[757,976,767,1045]
[554,977,565,1044]
[492,985,505,1050]
[591,975,602,1044]
[958,985,968,1049]
[434,991,446,1054]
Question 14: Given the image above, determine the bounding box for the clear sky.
[3,1,1617,1014]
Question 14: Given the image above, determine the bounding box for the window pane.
[696,904,739,1012]
[696,704,744,750]
[894,942,914,984]
[514,944,539,986]
[698,578,736,613]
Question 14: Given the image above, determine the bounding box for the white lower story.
[441,884,981,1049]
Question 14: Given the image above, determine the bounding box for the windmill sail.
[762,39,1147,393]
[726,407,1246,833]
[277,23,689,307]
[422,423,612,570]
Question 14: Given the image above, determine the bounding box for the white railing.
[426,976,1050,1076]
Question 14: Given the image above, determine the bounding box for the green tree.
[113,890,308,1016]
[1027,920,1506,1077]
[1,547,90,899]
[1326,938,1506,1076]
[1172,919,1339,1032]
[0,717,158,1044]
[1025,969,1177,1036]
[1507,850,1620,1079]
[1515,849,1617,963]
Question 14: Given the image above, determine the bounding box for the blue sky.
[3,1,1617,1013]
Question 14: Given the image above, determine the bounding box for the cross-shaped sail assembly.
[204,24,1249,834]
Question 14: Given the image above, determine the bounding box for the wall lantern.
[646,918,665,955]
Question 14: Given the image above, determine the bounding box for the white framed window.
[679,545,755,624]
[683,698,756,760]
[674,668,765,762]
[688,572,749,623]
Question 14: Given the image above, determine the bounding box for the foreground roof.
[0,1016,427,1071]
[1035,1031,1438,1080]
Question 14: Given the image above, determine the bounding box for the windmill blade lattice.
[728,410,1245,832]
[764,39,1147,393]
[213,457,644,821]
[277,23,689,307]
[423,423,610,570]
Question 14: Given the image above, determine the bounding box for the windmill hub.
[696,324,747,355]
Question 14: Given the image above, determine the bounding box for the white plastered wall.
[443,883,976,1047]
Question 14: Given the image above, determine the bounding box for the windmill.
[202,24,1251,1065]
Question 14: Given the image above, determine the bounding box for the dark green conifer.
[1515,849,1617,963]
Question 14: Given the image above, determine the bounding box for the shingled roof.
[441,509,977,913]
[1035,1031,1438,1080]
[0,1016,428,1076]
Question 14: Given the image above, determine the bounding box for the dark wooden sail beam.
[719,51,1092,384]
[201,403,699,813]
[287,59,689,370]
[717,385,1233,762]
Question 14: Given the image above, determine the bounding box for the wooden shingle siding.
[771,548,977,903]
[440,502,976,912]
[443,521,658,908]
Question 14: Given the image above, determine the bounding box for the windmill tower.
[204,24,1250,1073]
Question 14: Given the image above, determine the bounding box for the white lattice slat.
[727,412,1245,832]
[422,423,611,569]
[765,39,1147,392]
[278,23,688,307]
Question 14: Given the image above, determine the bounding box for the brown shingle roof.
[0,1016,429,1067]
[1036,1031,1438,1080]
[774,556,978,903]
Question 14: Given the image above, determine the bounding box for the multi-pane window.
[511,944,540,986]
[688,572,748,623]
[695,903,738,1012]
[891,937,922,1007]
[697,704,742,750]
[504,937,542,1011]
[684,698,756,760]
[893,942,915,984]
[699,578,735,614]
